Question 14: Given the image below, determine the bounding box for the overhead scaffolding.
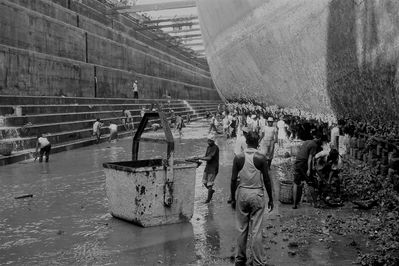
[156,34,202,41]
[111,0,196,13]
[142,15,198,24]
[105,0,206,59]
[185,42,204,47]
[191,49,205,54]
[165,27,201,34]
[137,21,199,30]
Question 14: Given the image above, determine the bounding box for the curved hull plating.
[198,0,399,121]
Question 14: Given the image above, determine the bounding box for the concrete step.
[0,109,213,152]
[0,102,196,116]
[0,95,184,106]
[0,129,133,166]
[187,100,222,103]
[0,107,215,141]
[2,105,205,127]
[0,115,209,166]
[0,110,190,139]
[1,103,220,128]
[0,93,220,167]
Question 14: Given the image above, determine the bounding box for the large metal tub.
[103,159,197,227]
[103,110,198,227]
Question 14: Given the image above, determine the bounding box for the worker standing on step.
[175,114,184,137]
[133,80,139,99]
[92,118,103,144]
[35,134,51,163]
[197,133,219,203]
[122,109,133,131]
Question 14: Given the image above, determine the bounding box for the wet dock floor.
[0,120,366,265]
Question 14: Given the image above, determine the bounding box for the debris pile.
[338,161,399,265]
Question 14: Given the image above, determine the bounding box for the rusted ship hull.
[197,0,399,121]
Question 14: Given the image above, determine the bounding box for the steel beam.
[185,42,204,46]
[184,42,204,46]
[164,27,201,34]
[176,33,202,38]
[191,49,205,53]
[143,16,198,24]
[182,37,203,42]
[114,1,196,13]
[140,21,199,30]
[155,34,202,41]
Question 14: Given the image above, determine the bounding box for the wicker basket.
[279,180,293,204]
[0,142,13,156]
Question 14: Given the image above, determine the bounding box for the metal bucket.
[103,159,197,227]
[103,109,198,227]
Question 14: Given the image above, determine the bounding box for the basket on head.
[279,180,293,204]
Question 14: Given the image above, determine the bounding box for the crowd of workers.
[199,101,353,265]
[205,102,346,208]
[200,101,399,265]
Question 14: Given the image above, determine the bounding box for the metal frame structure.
[112,0,196,13]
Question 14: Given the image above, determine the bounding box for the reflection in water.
[108,146,124,162]
[203,204,221,256]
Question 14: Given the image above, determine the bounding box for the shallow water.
[0,120,368,265]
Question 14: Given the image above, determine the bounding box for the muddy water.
[0,120,366,265]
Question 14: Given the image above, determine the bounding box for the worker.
[35,134,51,163]
[230,131,274,266]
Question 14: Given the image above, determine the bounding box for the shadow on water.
[326,0,399,122]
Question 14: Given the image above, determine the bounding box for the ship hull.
[197,0,399,121]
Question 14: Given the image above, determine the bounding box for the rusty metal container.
[103,159,197,227]
[103,110,198,227]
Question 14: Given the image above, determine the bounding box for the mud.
[0,120,369,265]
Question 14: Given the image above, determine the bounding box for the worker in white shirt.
[234,126,249,156]
[35,134,51,162]
[92,118,103,144]
[133,80,139,99]
[108,122,118,142]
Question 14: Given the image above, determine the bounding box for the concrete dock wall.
[0,1,86,61]
[0,44,215,99]
[0,44,94,96]
[0,0,218,100]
